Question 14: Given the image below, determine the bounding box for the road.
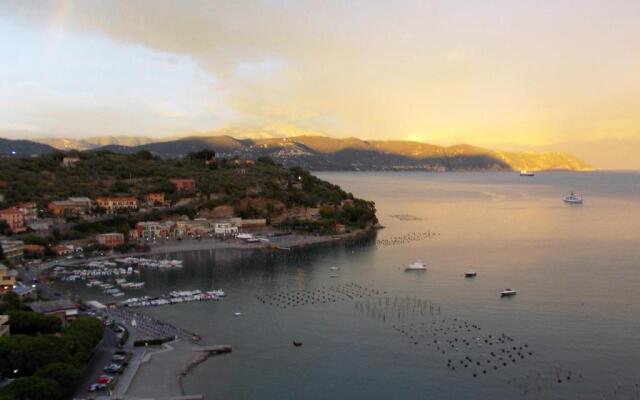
[71,328,117,399]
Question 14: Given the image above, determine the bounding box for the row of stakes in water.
[256,283,384,309]
[376,231,440,247]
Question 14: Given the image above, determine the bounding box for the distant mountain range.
[33,136,158,151]
[0,135,592,172]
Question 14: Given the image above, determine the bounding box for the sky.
[0,0,639,168]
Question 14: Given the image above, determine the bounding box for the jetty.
[192,345,232,354]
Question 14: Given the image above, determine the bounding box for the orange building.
[15,202,37,222]
[95,232,125,248]
[96,196,138,214]
[47,197,92,217]
[170,179,196,192]
[145,192,165,205]
[23,244,46,258]
[0,207,25,233]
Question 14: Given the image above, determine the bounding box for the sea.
[62,172,640,399]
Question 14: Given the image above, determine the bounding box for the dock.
[192,345,232,354]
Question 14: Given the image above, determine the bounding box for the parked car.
[104,364,123,373]
[88,383,107,392]
[111,354,127,362]
[96,375,113,384]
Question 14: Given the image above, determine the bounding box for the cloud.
[0,0,639,165]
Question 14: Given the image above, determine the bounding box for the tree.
[0,220,9,236]
[6,311,62,335]
[3,376,62,400]
[0,292,22,313]
[35,363,80,391]
[188,149,215,161]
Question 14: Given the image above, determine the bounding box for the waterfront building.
[0,240,24,263]
[214,222,239,236]
[0,264,17,292]
[27,300,78,323]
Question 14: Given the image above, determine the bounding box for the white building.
[214,222,238,236]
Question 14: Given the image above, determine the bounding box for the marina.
[119,290,226,308]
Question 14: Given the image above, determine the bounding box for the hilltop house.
[61,156,81,167]
[170,179,196,192]
[96,196,138,214]
[0,207,25,233]
[144,192,166,206]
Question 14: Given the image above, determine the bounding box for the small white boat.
[520,170,535,177]
[329,267,339,271]
[500,288,517,297]
[329,274,339,278]
[234,312,242,317]
[464,271,477,278]
[405,261,427,271]
[563,192,583,204]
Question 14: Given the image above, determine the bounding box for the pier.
[193,345,232,354]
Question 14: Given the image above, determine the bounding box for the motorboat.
[293,341,303,347]
[405,261,427,271]
[563,192,583,204]
[234,312,242,317]
[520,170,535,177]
[329,267,339,271]
[500,288,517,297]
[464,271,477,278]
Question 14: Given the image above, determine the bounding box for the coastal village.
[0,150,378,400]
[0,152,375,267]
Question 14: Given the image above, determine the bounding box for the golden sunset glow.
[1,1,639,167]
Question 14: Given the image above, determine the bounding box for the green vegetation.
[0,305,103,400]
[3,311,61,335]
[0,151,378,237]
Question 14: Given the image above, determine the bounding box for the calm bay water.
[71,172,640,399]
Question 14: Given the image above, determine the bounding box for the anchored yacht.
[563,192,583,204]
[405,261,427,271]
[500,288,517,297]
